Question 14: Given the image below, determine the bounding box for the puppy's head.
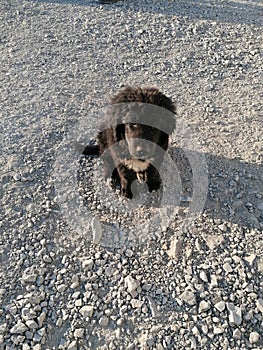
[110,86,176,158]
[110,86,176,115]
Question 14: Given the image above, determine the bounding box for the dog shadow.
[173,147,262,229]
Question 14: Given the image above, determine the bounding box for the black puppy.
[83,86,176,198]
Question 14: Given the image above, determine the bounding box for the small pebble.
[25,320,38,329]
[82,258,94,270]
[200,270,208,282]
[213,326,224,334]
[13,173,21,181]
[125,275,140,297]
[256,298,263,314]
[10,322,28,334]
[214,301,226,312]
[74,328,84,338]
[227,303,242,326]
[223,262,233,273]
[180,290,196,306]
[98,315,109,327]
[79,305,94,318]
[233,328,241,339]
[249,331,260,344]
[199,300,210,312]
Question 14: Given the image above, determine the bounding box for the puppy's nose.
[134,146,150,158]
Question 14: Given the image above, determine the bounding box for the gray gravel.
[1,0,262,349]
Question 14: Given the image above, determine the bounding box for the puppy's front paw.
[148,180,162,192]
[121,186,133,199]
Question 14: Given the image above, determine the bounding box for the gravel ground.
[0,0,262,349]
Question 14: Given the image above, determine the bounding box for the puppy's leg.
[100,152,115,183]
[116,164,137,199]
[110,168,121,188]
[146,164,162,192]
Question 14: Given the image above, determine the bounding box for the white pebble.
[82,258,94,270]
[199,300,210,312]
[233,328,241,339]
[57,284,67,293]
[74,328,84,338]
[180,290,196,306]
[227,303,242,326]
[125,275,140,297]
[25,320,38,329]
[10,322,28,334]
[131,299,144,308]
[249,331,259,344]
[214,301,226,312]
[200,270,208,282]
[13,173,21,181]
[0,323,7,334]
[218,223,227,232]
[22,274,37,283]
[79,305,94,318]
[223,262,233,273]
[32,345,41,350]
[213,326,224,334]
[256,298,263,313]
[98,315,109,327]
[37,312,46,328]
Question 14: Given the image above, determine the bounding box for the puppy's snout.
[134,144,152,158]
[136,145,143,153]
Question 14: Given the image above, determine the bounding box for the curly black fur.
[83,86,176,198]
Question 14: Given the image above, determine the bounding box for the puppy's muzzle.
[133,149,152,159]
[131,142,154,158]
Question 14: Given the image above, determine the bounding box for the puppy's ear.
[160,95,176,115]
[159,108,176,135]
[167,113,176,135]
